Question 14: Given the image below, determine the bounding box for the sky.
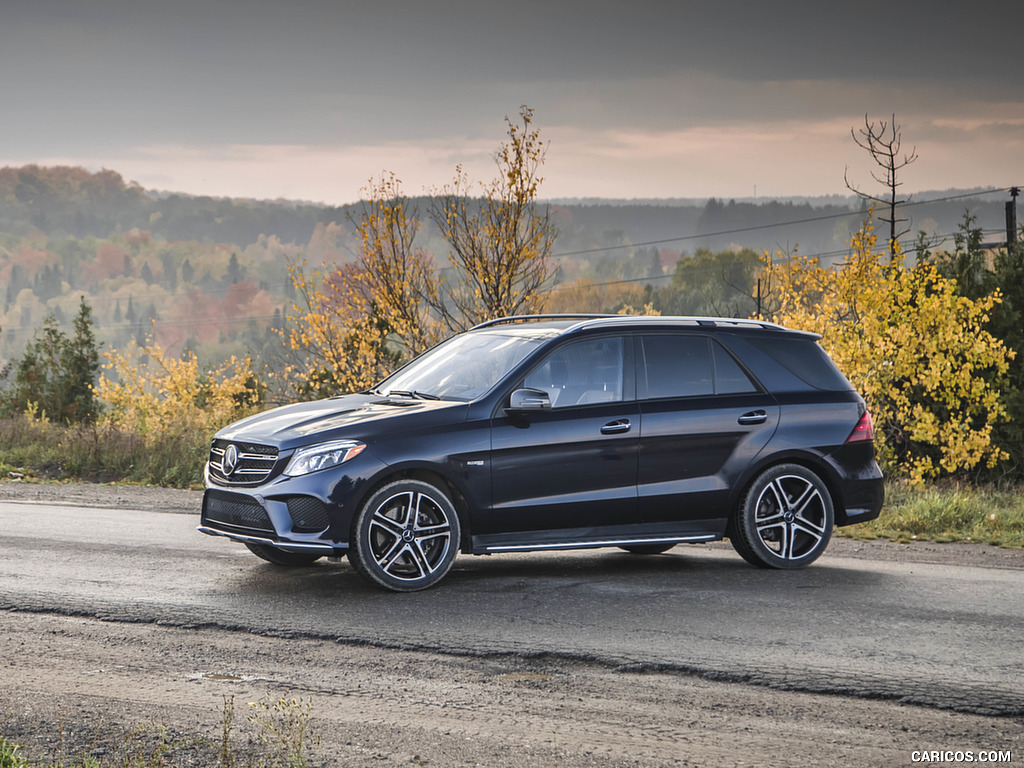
[2,0,1022,204]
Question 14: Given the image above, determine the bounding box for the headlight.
[284,440,366,476]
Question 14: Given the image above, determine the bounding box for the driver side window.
[523,337,624,408]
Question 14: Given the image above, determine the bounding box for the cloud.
[3,1,1020,202]
[11,97,1021,205]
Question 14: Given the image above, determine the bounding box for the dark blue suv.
[199,315,883,591]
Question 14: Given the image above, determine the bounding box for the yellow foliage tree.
[276,259,401,400]
[96,341,261,440]
[763,217,1013,480]
[429,105,558,330]
[346,173,442,358]
[275,171,447,400]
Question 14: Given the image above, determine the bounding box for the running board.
[481,533,718,554]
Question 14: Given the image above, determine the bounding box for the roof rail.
[470,314,791,333]
[578,315,789,331]
[470,314,617,330]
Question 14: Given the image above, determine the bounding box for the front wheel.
[730,464,834,569]
[348,479,461,592]
[244,542,323,567]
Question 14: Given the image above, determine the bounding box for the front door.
[486,335,639,542]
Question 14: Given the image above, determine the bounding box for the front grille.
[285,496,330,533]
[204,489,274,533]
[209,439,278,485]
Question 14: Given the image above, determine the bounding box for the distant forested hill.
[0,164,1013,368]
[0,165,357,245]
[1,165,1010,259]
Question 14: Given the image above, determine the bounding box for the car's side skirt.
[471,519,726,554]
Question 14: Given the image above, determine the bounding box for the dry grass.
[0,416,207,489]
[841,480,1024,548]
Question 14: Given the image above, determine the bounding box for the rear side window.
[639,335,758,399]
[642,335,713,398]
[712,342,759,394]
[746,337,851,391]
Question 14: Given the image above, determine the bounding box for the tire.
[730,464,834,569]
[618,543,676,555]
[348,479,461,592]
[244,541,323,567]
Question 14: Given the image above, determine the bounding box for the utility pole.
[981,187,1021,252]
[1008,187,1020,252]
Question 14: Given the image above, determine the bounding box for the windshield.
[375,330,552,401]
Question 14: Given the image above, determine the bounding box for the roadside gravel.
[0,480,200,515]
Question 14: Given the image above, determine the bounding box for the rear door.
[636,333,778,525]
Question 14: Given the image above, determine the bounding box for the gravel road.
[1,480,1022,767]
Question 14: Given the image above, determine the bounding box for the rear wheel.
[244,542,323,566]
[349,479,461,592]
[730,464,833,569]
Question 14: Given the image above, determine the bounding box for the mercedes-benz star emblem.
[222,444,239,477]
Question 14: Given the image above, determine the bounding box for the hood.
[214,393,468,450]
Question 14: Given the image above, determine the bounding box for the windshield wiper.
[382,389,441,401]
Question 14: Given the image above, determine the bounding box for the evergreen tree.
[0,297,101,423]
[934,213,1024,473]
[226,252,244,284]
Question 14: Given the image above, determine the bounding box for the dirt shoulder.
[0,479,201,516]
[3,611,1021,768]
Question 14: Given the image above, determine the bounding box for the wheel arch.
[350,464,474,552]
[727,450,846,534]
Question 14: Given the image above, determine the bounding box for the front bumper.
[197,523,339,555]
[198,485,350,554]
[197,443,388,553]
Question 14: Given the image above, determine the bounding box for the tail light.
[845,411,875,443]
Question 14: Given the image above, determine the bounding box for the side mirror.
[507,388,552,412]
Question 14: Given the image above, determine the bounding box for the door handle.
[738,410,767,425]
[601,419,631,435]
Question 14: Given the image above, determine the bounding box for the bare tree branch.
[845,113,918,259]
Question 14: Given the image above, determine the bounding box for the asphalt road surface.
[2,498,1022,719]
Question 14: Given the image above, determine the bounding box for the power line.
[546,223,1009,295]
[549,186,1011,259]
